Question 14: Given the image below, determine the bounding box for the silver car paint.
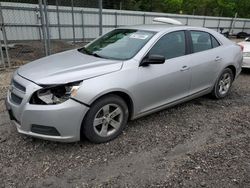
[74,27,242,116]
[6,25,242,142]
[18,49,123,85]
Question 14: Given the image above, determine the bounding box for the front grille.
[10,93,22,105]
[12,79,26,93]
[9,78,26,105]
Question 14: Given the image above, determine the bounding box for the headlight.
[30,81,82,105]
[243,52,250,57]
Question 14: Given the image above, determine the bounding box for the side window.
[190,31,212,53]
[211,35,220,48]
[149,31,186,59]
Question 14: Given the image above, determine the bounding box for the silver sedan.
[6,24,242,143]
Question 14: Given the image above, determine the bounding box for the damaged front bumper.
[5,72,89,142]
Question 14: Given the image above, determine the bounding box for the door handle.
[180,65,190,71]
[215,56,222,62]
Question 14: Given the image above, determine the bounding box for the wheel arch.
[100,91,134,120]
[80,90,134,141]
[225,65,236,80]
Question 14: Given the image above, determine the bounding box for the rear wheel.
[212,68,234,99]
[82,95,129,143]
[236,32,248,39]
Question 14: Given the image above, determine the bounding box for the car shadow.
[241,68,250,74]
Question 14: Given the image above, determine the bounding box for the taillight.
[238,44,244,51]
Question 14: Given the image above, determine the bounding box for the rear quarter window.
[190,31,221,53]
[211,35,220,48]
[190,31,212,53]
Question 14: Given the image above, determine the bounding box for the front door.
[134,30,192,114]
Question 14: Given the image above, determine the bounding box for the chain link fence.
[0,0,102,69]
[34,0,102,57]
[1,0,250,70]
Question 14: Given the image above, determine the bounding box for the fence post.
[0,4,5,68]
[143,13,146,24]
[0,3,10,68]
[81,10,85,42]
[0,39,5,69]
[203,17,206,27]
[1,26,10,67]
[43,0,50,55]
[242,20,246,32]
[217,19,221,32]
[186,17,189,25]
[229,12,238,35]
[56,0,61,40]
[35,7,42,41]
[38,0,48,56]
[99,0,103,36]
[71,0,75,43]
[229,17,234,35]
[115,12,117,28]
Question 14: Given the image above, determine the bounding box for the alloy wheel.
[93,104,124,137]
[218,72,231,95]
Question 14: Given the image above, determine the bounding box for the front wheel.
[212,68,234,99]
[82,95,129,143]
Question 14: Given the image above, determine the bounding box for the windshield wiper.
[79,47,108,59]
[79,47,92,55]
[92,52,103,58]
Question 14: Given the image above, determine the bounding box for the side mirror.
[140,54,165,67]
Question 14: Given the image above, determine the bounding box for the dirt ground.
[0,41,84,68]
[0,41,250,188]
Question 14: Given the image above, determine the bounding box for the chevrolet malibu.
[6,24,242,143]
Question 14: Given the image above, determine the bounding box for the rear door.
[188,30,222,94]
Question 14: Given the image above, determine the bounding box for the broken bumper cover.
[6,94,89,142]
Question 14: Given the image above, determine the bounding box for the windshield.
[79,29,155,60]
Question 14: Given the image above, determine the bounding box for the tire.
[212,68,234,99]
[236,32,248,39]
[82,94,129,143]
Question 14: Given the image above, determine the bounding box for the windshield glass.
[79,29,155,60]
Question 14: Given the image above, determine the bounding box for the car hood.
[18,49,123,85]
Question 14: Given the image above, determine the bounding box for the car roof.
[119,24,202,32]
[118,24,233,45]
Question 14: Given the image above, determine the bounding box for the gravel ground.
[0,69,250,187]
